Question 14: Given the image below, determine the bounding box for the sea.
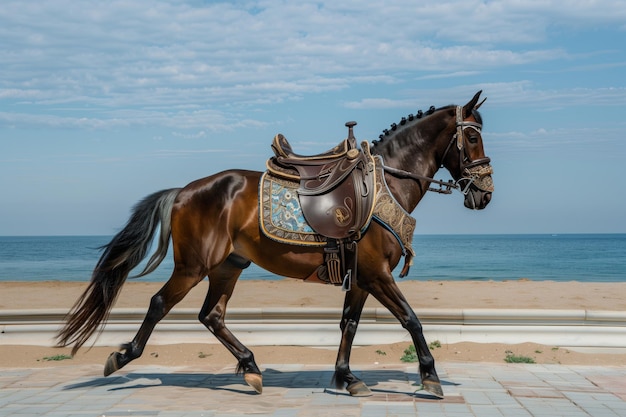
[0,234,624,283]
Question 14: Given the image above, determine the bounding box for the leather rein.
[382,106,493,195]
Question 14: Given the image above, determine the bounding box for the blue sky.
[1,0,625,236]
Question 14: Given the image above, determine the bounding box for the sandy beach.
[1,279,625,368]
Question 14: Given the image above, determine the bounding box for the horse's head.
[440,91,494,210]
[372,91,494,213]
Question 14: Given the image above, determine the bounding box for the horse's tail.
[56,188,181,355]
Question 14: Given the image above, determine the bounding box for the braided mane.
[371,103,483,150]
[372,105,439,148]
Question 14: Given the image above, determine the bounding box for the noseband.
[383,106,494,195]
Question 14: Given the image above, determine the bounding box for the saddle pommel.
[345,121,357,148]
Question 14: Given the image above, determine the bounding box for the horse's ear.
[463,90,483,117]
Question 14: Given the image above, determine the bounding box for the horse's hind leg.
[198,260,263,393]
[104,267,205,376]
[332,285,372,396]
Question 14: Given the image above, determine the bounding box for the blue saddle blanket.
[259,173,325,246]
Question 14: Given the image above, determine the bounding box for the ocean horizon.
[0,233,625,283]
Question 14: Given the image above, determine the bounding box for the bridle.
[383,105,494,195]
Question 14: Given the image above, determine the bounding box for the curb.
[2,308,626,352]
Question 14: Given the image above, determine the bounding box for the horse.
[57,91,493,399]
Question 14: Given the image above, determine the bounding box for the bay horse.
[57,91,493,399]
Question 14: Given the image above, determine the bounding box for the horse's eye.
[468,134,479,144]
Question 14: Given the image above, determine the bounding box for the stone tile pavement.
[1,362,625,416]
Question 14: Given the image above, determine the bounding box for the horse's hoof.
[244,373,263,394]
[422,380,444,399]
[347,381,373,397]
[104,352,121,377]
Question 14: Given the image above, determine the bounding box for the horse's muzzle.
[464,187,492,210]
[462,164,493,210]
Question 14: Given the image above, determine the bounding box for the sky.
[1,0,625,236]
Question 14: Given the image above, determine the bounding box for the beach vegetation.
[504,350,535,364]
[41,354,72,361]
[429,340,442,349]
[375,349,386,356]
[401,345,418,362]
[198,351,212,358]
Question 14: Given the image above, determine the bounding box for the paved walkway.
[1,362,625,416]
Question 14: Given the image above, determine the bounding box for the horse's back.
[170,169,262,245]
[174,169,262,207]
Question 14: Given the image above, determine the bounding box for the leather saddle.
[266,122,376,241]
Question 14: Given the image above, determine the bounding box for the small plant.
[535,350,542,354]
[42,354,72,362]
[375,350,386,356]
[429,340,442,349]
[504,350,535,364]
[551,347,560,351]
[198,351,211,358]
[401,345,418,363]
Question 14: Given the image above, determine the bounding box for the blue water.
[0,234,624,283]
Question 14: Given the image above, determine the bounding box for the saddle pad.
[259,172,326,246]
[259,157,416,255]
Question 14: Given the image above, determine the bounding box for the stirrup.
[341,269,352,292]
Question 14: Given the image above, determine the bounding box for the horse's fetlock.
[420,355,435,371]
[120,341,143,359]
[237,351,260,375]
[335,362,350,376]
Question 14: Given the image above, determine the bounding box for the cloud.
[487,123,626,158]
[343,81,626,111]
[476,82,626,107]
[1,0,625,132]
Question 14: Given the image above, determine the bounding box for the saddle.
[266,122,376,241]
[264,122,376,289]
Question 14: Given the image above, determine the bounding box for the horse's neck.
[375,117,449,213]
[382,154,439,213]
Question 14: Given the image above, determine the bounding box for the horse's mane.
[371,103,483,151]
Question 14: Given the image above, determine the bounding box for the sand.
[1,279,625,368]
[3,279,626,310]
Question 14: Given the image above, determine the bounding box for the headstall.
[383,106,493,195]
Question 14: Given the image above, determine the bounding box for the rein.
[382,106,493,195]
[381,165,459,194]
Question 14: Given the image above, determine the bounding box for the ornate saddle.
[266,122,376,241]
[261,122,417,288]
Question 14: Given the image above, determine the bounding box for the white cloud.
[344,81,626,111]
[0,0,625,131]
[477,83,626,107]
[488,124,626,157]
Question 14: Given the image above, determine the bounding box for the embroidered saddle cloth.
[260,155,416,258]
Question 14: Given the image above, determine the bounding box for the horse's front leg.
[364,278,444,399]
[332,285,371,396]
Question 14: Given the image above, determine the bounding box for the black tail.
[56,188,180,354]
